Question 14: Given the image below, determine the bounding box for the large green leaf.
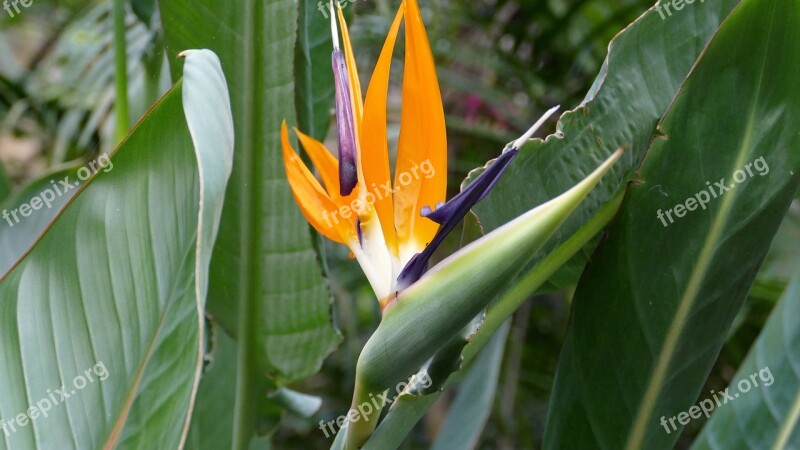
[544,0,800,448]
[691,276,800,450]
[159,0,341,446]
[0,50,233,448]
[472,0,742,291]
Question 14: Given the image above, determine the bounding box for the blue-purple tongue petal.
[397,147,520,289]
[396,105,561,289]
[332,49,358,196]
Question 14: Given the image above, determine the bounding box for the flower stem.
[345,376,385,450]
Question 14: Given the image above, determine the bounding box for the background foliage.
[2,0,798,449]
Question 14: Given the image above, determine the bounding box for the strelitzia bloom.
[281,0,558,306]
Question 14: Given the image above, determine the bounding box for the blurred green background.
[2,0,788,448]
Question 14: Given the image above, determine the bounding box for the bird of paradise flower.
[282,1,623,447]
[282,0,560,309]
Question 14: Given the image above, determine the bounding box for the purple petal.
[396,147,520,289]
[332,49,358,196]
[423,149,518,225]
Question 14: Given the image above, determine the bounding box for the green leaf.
[430,320,510,450]
[186,326,314,450]
[472,0,743,291]
[691,276,800,450]
[544,0,800,448]
[0,49,234,448]
[159,0,341,445]
[0,165,85,275]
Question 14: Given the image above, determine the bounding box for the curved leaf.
[472,0,743,291]
[0,49,233,449]
[544,0,800,447]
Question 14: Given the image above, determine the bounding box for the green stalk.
[113,0,130,143]
[344,380,386,450]
[232,0,260,446]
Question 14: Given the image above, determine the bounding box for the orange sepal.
[281,121,356,245]
[394,0,448,252]
[295,129,342,198]
[360,5,404,255]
